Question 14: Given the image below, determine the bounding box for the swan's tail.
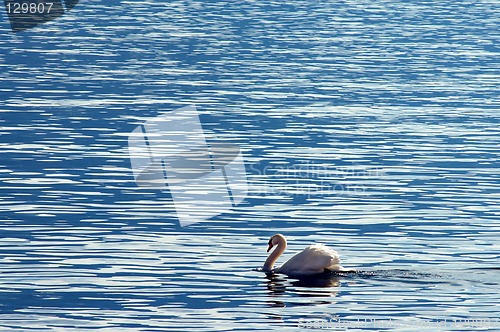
[326,264,357,273]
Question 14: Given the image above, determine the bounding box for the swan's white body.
[263,234,353,276]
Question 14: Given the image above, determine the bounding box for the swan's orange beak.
[267,240,274,252]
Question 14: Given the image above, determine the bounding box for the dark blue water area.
[0,0,499,331]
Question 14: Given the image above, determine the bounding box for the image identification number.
[5,2,54,14]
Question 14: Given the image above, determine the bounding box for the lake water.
[0,0,499,331]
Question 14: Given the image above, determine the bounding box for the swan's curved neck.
[263,235,287,271]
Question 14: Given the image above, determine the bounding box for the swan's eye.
[268,239,272,246]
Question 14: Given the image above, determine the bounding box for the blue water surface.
[0,0,499,331]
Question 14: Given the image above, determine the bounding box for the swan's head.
[267,233,287,252]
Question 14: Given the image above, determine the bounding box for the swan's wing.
[277,244,343,276]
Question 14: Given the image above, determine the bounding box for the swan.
[263,234,355,276]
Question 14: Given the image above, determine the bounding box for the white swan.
[263,234,355,276]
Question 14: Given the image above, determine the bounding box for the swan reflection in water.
[262,271,351,308]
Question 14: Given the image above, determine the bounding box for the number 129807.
[5,2,54,14]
